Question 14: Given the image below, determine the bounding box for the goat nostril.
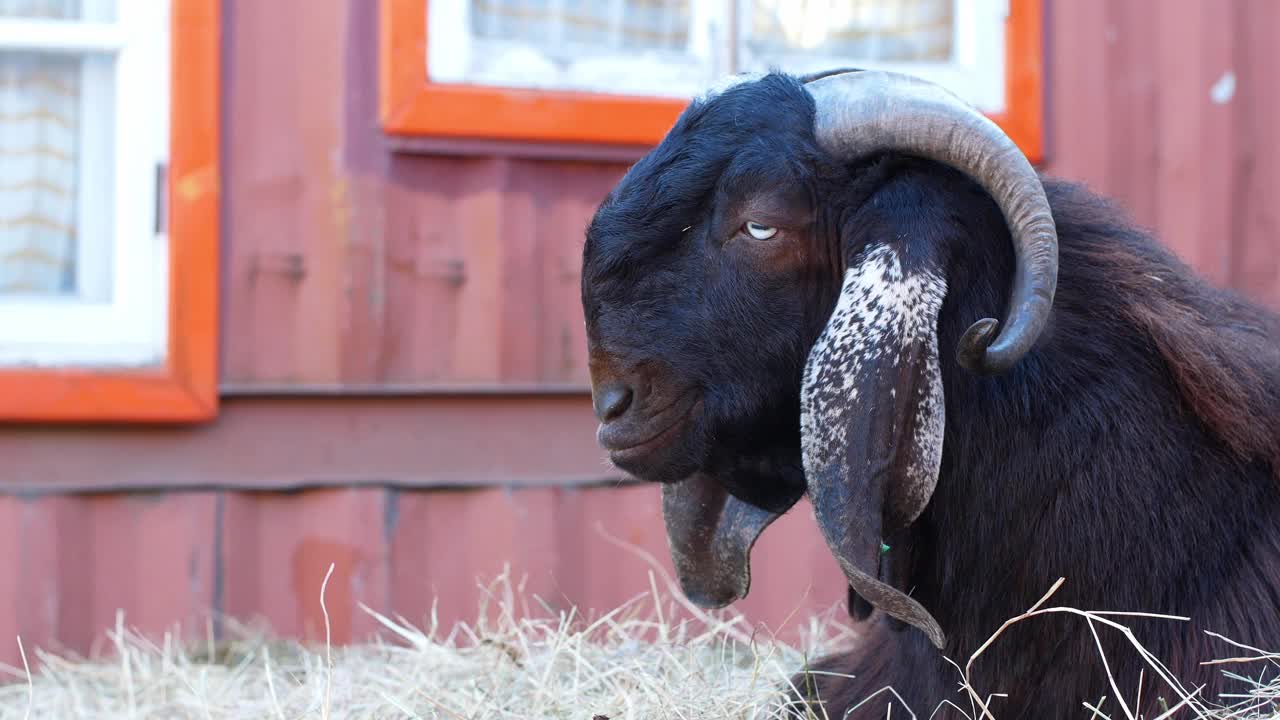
[594,383,634,423]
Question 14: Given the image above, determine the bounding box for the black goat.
[579,69,1280,717]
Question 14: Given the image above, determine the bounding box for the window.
[427,1,729,100]
[736,0,1007,115]
[0,0,220,422]
[380,0,1043,159]
[0,0,168,367]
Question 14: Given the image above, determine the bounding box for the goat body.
[794,171,1280,718]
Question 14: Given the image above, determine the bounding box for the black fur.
[581,72,1280,717]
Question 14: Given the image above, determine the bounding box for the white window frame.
[0,1,171,368]
[425,0,1007,113]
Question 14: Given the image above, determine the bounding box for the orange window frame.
[380,0,1044,161]
[0,0,221,423]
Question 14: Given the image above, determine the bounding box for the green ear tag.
[880,542,891,555]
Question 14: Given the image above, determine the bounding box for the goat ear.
[661,473,781,608]
[801,241,948,649]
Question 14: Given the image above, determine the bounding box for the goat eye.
[745,221,778,240]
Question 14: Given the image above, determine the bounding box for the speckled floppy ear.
[800,241,948,649]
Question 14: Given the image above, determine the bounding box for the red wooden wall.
[1,0,1278,669]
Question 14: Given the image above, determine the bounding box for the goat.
[579,69,1280,717]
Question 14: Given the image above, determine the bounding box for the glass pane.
[0,51,114,300]
[0,0,115,22]
[741,0,954,63]
[472,0,692,53]
[448,0,715,98]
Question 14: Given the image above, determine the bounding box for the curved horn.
[804,70,1057,374]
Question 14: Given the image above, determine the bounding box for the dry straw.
[0,542,1275,719]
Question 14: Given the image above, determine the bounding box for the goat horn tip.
[957,318,1001,373]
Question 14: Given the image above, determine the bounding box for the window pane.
[741,0,953,64]
[473,0,692,53]
[0,51,114,300]
[0,0,115,22]
[436,0,720,98]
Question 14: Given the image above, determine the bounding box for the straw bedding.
[0,566,1275,719]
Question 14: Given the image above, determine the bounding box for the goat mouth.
[599,396,701,464]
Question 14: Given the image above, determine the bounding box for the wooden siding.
[222,0,623,387]
[0,484,847,668]
[216,0,1280,391]
[1,0,1279,671]
[0,395,611,493]
[1041,0,1280,307]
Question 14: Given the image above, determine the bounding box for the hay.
[0,566,848,720]
[0,563,1276,719]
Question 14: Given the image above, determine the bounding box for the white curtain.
[454,0,707,98]
[744,0,954,62]
[0,0,82,296]
[470,0,693,58]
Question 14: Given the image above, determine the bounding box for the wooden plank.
[0,395,611,494]
[538,163,628,383]
[1102,0,1161,228]
[381,156,463,382]
[1231,0,1280,308]
[72,494,219,652]
[0,494,217,668]
[1042,0,1111,188]
[498,162,543,382]
[223,0,311,383]
[447,158,508,382]
[220,488,390,645]
[290,0,348,384]
[0,497,58,669]
[551,484,678,617]
[337,171,390,383]
[1153,0,1238,286]
[386,487,560,631]
[382,155,507,382]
